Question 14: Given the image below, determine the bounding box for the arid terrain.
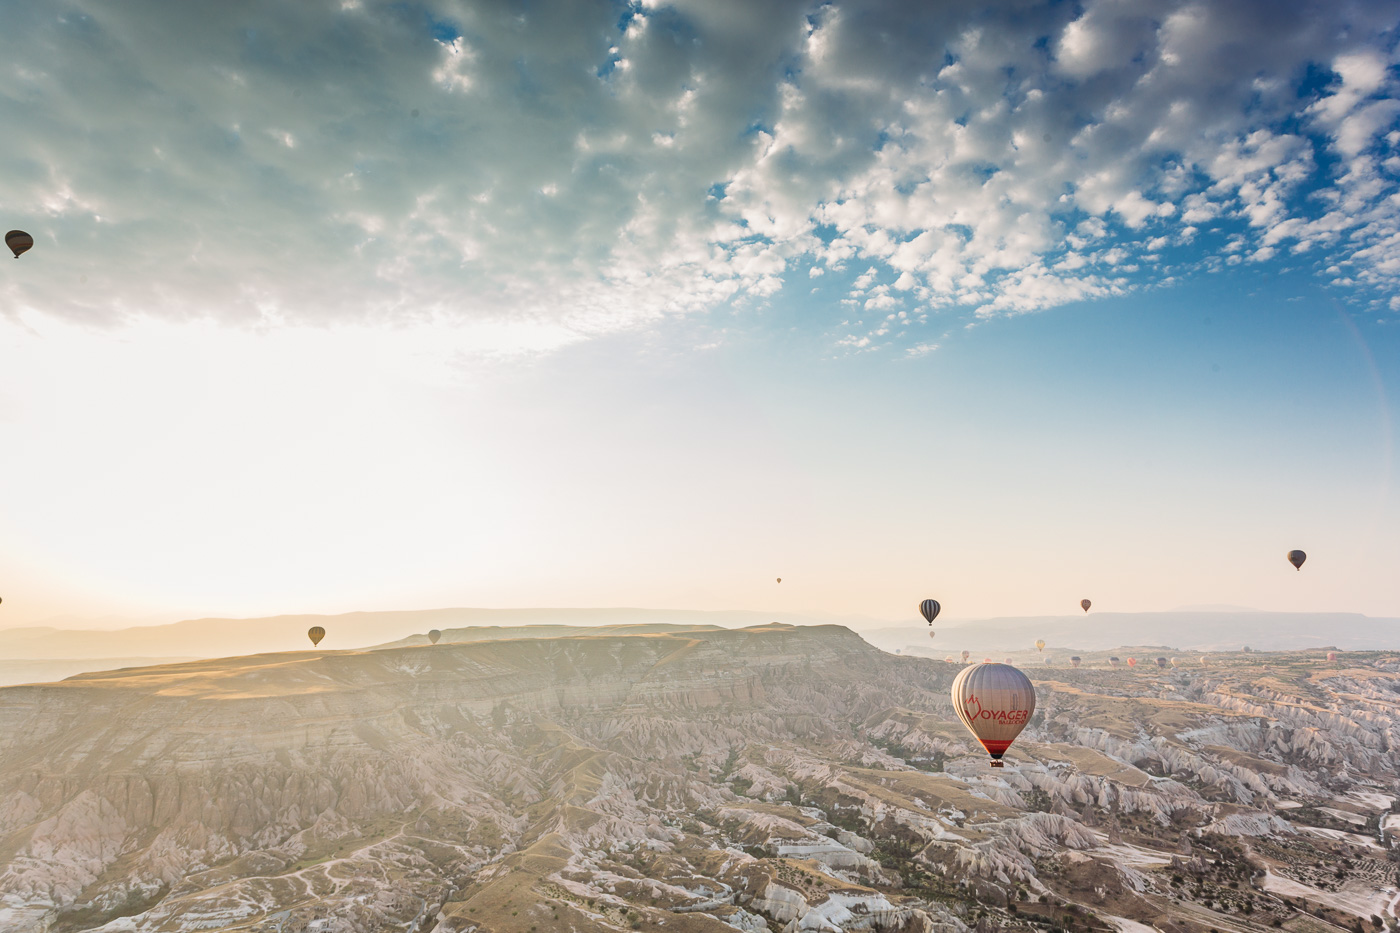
[2,625,1398,933]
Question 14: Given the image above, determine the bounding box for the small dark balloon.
[428,629,441,644]
[1081,599,1091,612]
[308,626,325,647]
[1287,549,1306,570]
[776,577,781,583]
[5,230,34,258]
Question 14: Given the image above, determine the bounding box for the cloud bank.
[1,0,1397,346]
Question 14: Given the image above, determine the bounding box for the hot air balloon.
[920,599,940,625]
[951,662,1036,768]
[428,629,441,645]
[1070,656,1082,668]
[944,655,955,663]
[1242,645,1252,653]
[1004,657,1014,664]
[1081,599,1091,613]
[1327,651,1337,662]
[961,650,970,663]
[1199,655,1209,666]
[1287,550,1306,571]
[777,578,782,583]
[1035,639,1046,653]
[983,657,994,663]
[1109,656,1120,668]
[1170,657,1179,668]
[308,626,325,647]
[5,230,33,258]
[1155,657,1167,669]
[1044,656,1052,664]
[928,630,936,639]
[1127,657,1137,668]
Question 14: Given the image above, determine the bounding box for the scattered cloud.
[0,0,1397,352]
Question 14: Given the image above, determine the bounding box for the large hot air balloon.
[1109,656,1120,668]
[308,626,325,647]
[1155,657,1167,669]
[1070,656,1082,668]
[920,599,940,625]
[5,230,33,258]
[1081,599,1091,612]
[951,662,1036,768]
[428,629,441,645]
[1035,639,1046,653]
[961,650,970,663]
[1287,550,1306,571]
[1127,657,1137,668]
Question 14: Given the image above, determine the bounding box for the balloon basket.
[990,761,1004,768]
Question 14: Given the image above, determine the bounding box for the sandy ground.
[1298,826,1382,850]
[1261,870,1392,919]
[1091,843,1174,869]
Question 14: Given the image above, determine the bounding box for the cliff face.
[0,627,1395,933]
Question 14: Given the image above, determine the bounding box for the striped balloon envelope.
[951,662,1036,768]
[307,626,325,647]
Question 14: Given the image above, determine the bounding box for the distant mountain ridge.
[0,607,882,662]
[861,609,1400,654]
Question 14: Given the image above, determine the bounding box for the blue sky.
[0,0,1397,626]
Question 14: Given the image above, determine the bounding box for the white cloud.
[0,0,1396,351]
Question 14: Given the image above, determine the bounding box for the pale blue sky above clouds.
[0,0,1397,626]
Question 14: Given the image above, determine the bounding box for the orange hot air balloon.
[961,650,970,663]
[1070,656,1082,668]
[1081,599,1091,612]
[1035,639,1046,653]
[1127,657,1137,668]
[308,626,325,647]
[1287,550,1306,571]
[1327,651,1337,662]
[428,629,441,645]
[952,662,1036,768]
[5,230,33,258]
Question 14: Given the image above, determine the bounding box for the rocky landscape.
[1,624,1398,933]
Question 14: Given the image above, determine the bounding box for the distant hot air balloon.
[1127,657,1137,668]
[1199,655,1209,666]
[920,599,941,625]
[1070,656,1082,668]
[1109,656,1120,668]
[1035,639,1046,653]
[777,577,782,583]
[5,230,33,258]
[1155,657,1167,669]
[1081,599,1091,613]
[1170,657,1179,668]
[428,629,441,645]
[895,649,902,654]
[928,630,936,639]
[308,626,325,647]
[1242,645,1252,653]
[983,657,994,663]
[944,655,955,663]
[951,662,1036,768]
[961,650,970,663]
[1327,651,1338,662]
[1044,655,1052,665]
[1287,550,1306,571]
[1004,657,1014,664]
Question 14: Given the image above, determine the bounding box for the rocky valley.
[1,625,1398,933]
